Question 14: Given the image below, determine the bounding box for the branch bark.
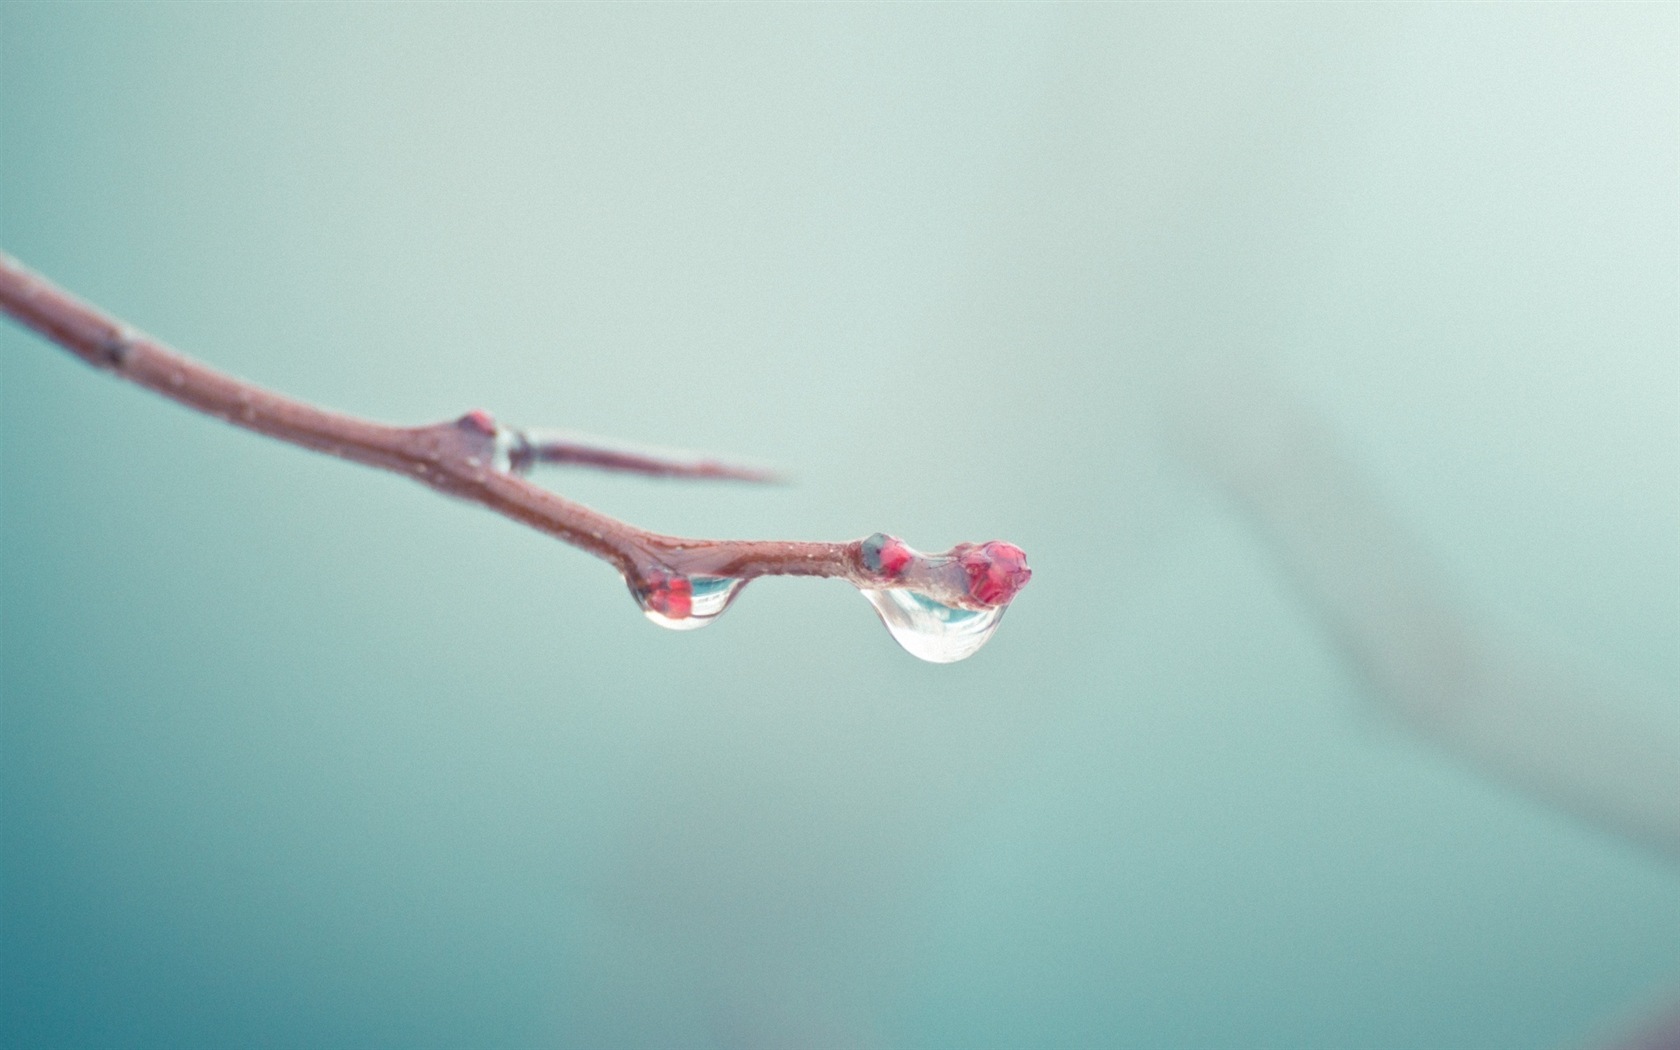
[0,252,1029,623]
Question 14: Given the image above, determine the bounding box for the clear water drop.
[488,426,522,473]
[634,573,748,631]
[859,587,1007,663]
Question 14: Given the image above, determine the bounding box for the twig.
[0,252,1030,632]
[506,427,783,484]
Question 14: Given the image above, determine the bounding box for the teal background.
[2,6,1676,1048]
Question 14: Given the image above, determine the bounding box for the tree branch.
[0,252,1030,651]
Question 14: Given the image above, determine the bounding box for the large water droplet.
[859,587,1007,663]
[634,572,747,631]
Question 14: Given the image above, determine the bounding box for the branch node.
[97,328,136,368]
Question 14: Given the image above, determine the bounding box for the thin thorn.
[513,429,785,484]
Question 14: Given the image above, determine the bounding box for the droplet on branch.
[631,569,748,631]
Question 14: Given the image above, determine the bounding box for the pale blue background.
[3,6,1676,1048]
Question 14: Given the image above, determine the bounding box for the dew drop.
[859,587,1007,664]
[633,571,747,631]
[489,428,520,473]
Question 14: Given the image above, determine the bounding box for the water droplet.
[633,571,747,631]
[454,411,522,473]
[489,428,521,473]
[859,587,1007,663]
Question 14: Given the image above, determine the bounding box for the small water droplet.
[454,411,522,473]
[633,571,747,631]
[859,587,1007,663]
[489,428,521,473]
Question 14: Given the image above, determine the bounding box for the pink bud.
[959,541,1032,607]
[642,571,693,619]
[861,532,915,579]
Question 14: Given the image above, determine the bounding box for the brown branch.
[0,252,1030,636]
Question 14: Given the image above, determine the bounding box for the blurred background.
[2,6,1675,1048]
